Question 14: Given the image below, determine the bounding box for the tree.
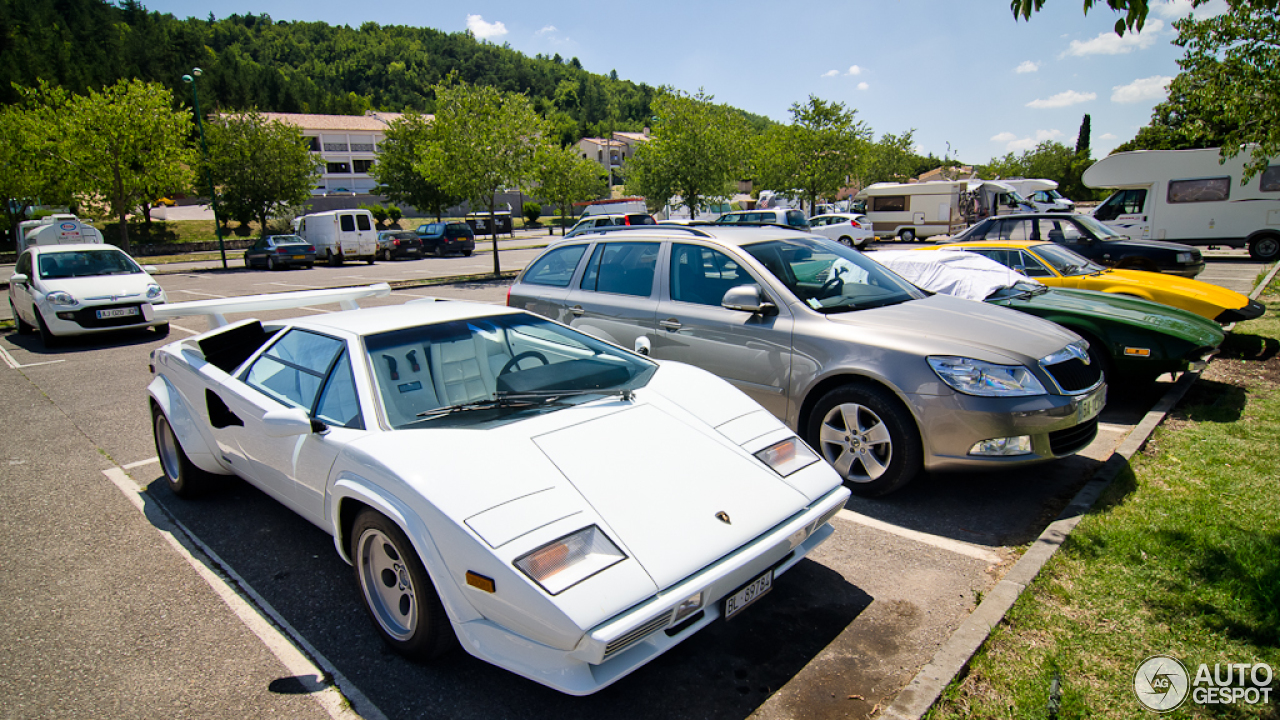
[417,77,549,275]
[978,140,1092,200]
[853,131,919,189]
[1120,4,1280,181]
[0,103,77,250]
[368,112,465,220]
[203,111,321,236]
[1075,114,1091,158]
[530,145,607,235]
[624,89,750,219]
[754,96,871,215]
[30,79,195,254]
[1010,0,1276,35]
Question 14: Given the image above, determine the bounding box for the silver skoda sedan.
[508,225,1106,496]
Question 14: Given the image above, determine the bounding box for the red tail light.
[276,247,289,254]
[850,220,861,228]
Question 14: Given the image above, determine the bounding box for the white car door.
[9,251,38,326]
[227,328,364,525]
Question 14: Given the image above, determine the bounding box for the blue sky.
[144,0,1224,164]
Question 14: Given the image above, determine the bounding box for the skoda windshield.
[742,235,925,313]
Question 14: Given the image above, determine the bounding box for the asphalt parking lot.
[0,245,1268,719]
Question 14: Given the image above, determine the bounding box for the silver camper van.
[1084,147,1280,261]
[293,209,378,265]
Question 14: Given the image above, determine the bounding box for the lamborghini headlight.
[515,526,626,595]
[928,356,1047,397]
[754,437,820,476]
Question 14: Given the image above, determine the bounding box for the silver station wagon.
[507,225,1107,496]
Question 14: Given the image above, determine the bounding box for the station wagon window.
[580,242,658,297]
[871,195,907,212]
[1168,177,1230,203]
[1261,166,1280,192]
[670,244,752,306]
[246,330,361,428]
[522,244,587,287]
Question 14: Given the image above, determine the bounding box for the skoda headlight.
[145,283,163,300]
[46,291,77,307]
[928,356,1047,397]
[515,526,626,595]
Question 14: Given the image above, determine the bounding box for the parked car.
[507,225,1106,496]
[565,213,657,238]
[927,240,1265,324]
[712,208,809,230]
[9,243,168,346]
[808,213,875,250]
[869,250,1224,382]
[945,212,1205,278]
[375,230,423,261]
[243,235,316,271]
[147,299,849,695]
[415,221,476,256]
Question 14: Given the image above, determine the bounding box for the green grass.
[930,292,1280,720]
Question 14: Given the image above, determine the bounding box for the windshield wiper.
[416,388,633,419]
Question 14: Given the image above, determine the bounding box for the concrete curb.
[876,264,1277,720]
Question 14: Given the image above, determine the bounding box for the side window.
[1016,250,1053,277]
[999,219,1033,242]
[872,195,906,212]
[1096,189,1147,220]
[580,242,659,297]
[1168,177,1230,204]
[314,351,363,429]
[246,330,345,413]
[1037,219,1083,244]
[339,214,356,232]
[786,210,807,226]
[1261,166,1280,192]
[670,244,750,306]
[523,244,587,287]
[17,252,32,276]
[356,213,372,231]
[967,248,1013,268]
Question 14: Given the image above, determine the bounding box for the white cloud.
[846,65,863,76]
[1016,61,1040,74]
[466,15,508,40]
[1027,90,1096,109]
[822,69,839,78]
[995,129,1064,152]
[1100,132,1118,140]
[1065,19,1162,56]
[857,82,869,91]
[1111,75,1173,103]
[1151,0,1194,19]
[537,25,557,34]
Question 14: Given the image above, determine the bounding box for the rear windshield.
[444,223,473,237]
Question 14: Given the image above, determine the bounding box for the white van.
[292,209,378,265]
[1083,147,1280,261]
[1001,179,1075,212]
[856,180,1033,241]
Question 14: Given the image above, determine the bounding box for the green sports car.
[871,249,1224,382]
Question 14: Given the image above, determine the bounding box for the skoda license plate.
[724,569,772,620]
[96,307,138,319]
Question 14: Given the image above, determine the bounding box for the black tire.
[838,235,854,247]
[381,249,391,262]
[152,406,215,498]
[1076,332,1115,389]
[898,228,916,243]
[433,244,444,258]
[244,255,254,269]
[461,248,473,257]
[328,249,341,267]
[267,256,278,271]
[807,383,922,497]
[366,255,375,265]
[304,263,314,270]
[11,300,34,335]
[35,309,60,348]
[153,323,170,338]
[351,509,455,660]
[1249,235,1280,262]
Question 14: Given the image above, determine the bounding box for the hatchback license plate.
[96,307,138,319]
[724,569,772,620]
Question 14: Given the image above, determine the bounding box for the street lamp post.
[182,68,227,269]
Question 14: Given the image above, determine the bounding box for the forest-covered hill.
[0,0,774,145]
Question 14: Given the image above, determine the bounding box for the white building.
[575,130,650,180]
[259,111,408,196]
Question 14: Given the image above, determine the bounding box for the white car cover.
[870,250,1041,301]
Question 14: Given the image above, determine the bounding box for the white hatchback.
[8,243,169,346]
[808,213,875,250]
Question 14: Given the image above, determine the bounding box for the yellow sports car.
[928,240,1264,324]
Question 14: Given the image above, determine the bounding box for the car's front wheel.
[807,383,922,497]
[152,407,214,498]
[35,309,60,348]
[351,509,454,660]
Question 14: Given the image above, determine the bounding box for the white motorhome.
[1001,179,1075,212]
[292,209,377,265]
[856,180,1033,241]
[1084,147,1280,261]
[16,215,104,254]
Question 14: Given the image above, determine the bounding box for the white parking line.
[261,282,323,290]
[835,509,1005,564]
[175,290,227,298]
[172,324,200,335]
[102,465,385,720]
[0,344,65,369]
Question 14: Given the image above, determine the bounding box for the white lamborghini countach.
[147,298,849,695]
